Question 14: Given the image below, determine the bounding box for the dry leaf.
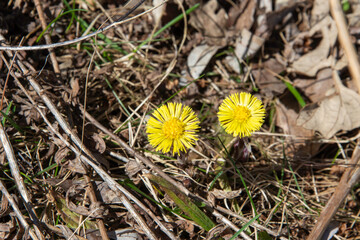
[226,29,265,73]
[91,134,106,154]
[66,184,108,218]
[276,99,319,157]
[235,28,265,61]
[187,44,220,78]
[70,78,80,97]
[297,71,360,138]
[290,16,337,76]
[294,68,334,103]
[253,58,287,98]
[230,0,256,31]
[209,189,242,199]
[188,0,227,46]
[276,100,314,138]
[125,160,145,179]
[311,0,330,26]
[152,0,166,24]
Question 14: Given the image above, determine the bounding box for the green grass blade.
[0,111,24,133]
[146,174,216,231]
[36,9,87,42]
[283,81,306,107]
[135,3,200,52]
[208,170,223,191]
[218,137,258,217]
[229,214,260,240]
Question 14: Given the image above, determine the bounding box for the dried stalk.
[0,180,39,240]
[19,67,157,240]
[307,0,360,238]
[0,123,44,239]
[307,145,360,240]
[0,51,162,239]
[0,0,167,51]
[33,0,60,73]
[330,0,360,93]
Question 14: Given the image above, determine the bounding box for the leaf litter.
[0,0,360,239]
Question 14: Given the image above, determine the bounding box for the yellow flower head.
[218,92,266,137]
[146,102,200,155]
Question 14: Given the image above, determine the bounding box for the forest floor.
[1,0,360,239]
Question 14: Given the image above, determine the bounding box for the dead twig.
[307,0,360,239]
[0,52,162,239]
[0,56,44,238]
[0,180,39,240]
[0,0,167,51]
[307,143,360,240]
[33,0,60,73]
[329,0,360,93]
[216,205,286,239]
[0,124,44,239]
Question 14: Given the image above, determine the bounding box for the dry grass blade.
[307,0,360,239]
[307,144,360,240]
[0,49,172,239]
[33,0,60,73]
[0,123,43,239]
[3,0,360,238]
[2,53,174,238]
[82,99,258,240]
[0,0,168,51]
[329,0,360,93]
[0,180,39,240]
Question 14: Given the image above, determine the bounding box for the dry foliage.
[1,0,360,239]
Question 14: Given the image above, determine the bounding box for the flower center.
[162,118,185,140]
[233,106,251,123]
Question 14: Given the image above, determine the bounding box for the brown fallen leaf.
[311,0,330,26]
[297,71,360,138]
[290,16,337,76]
[47,189,97,229]
[229,0,256,31]
[227,2,301,73]
[294,68,334,103]
[66,184,108,218]
[253,58,287,98]
[209,189,242,200]
[187,44,220,79]
[276,99,318,157]
[152,0,166,24]
[225,28,265,73]
[188,0,227,46]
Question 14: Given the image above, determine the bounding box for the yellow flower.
[146,102,200,155]
[218,92,266,137]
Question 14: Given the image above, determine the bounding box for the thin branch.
[33,0,60,73]
[307,0,360,238]
[0,124,44,239]
[307,141,360,240]
[0,0,167,51]
[330,0,360,92]
[1,51,174,240]
[0,180,39,240]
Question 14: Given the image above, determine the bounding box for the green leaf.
[258,231,273,240]
[342,0,350,11]
[283,81,306,107]
[146,174,216,231]
[229,214,260,240]
[135,3,200,52]
[36,9,87,42]
[49,190,97,229]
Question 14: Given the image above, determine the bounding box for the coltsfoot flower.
[146,102,200,155]
[218,92,266,137]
